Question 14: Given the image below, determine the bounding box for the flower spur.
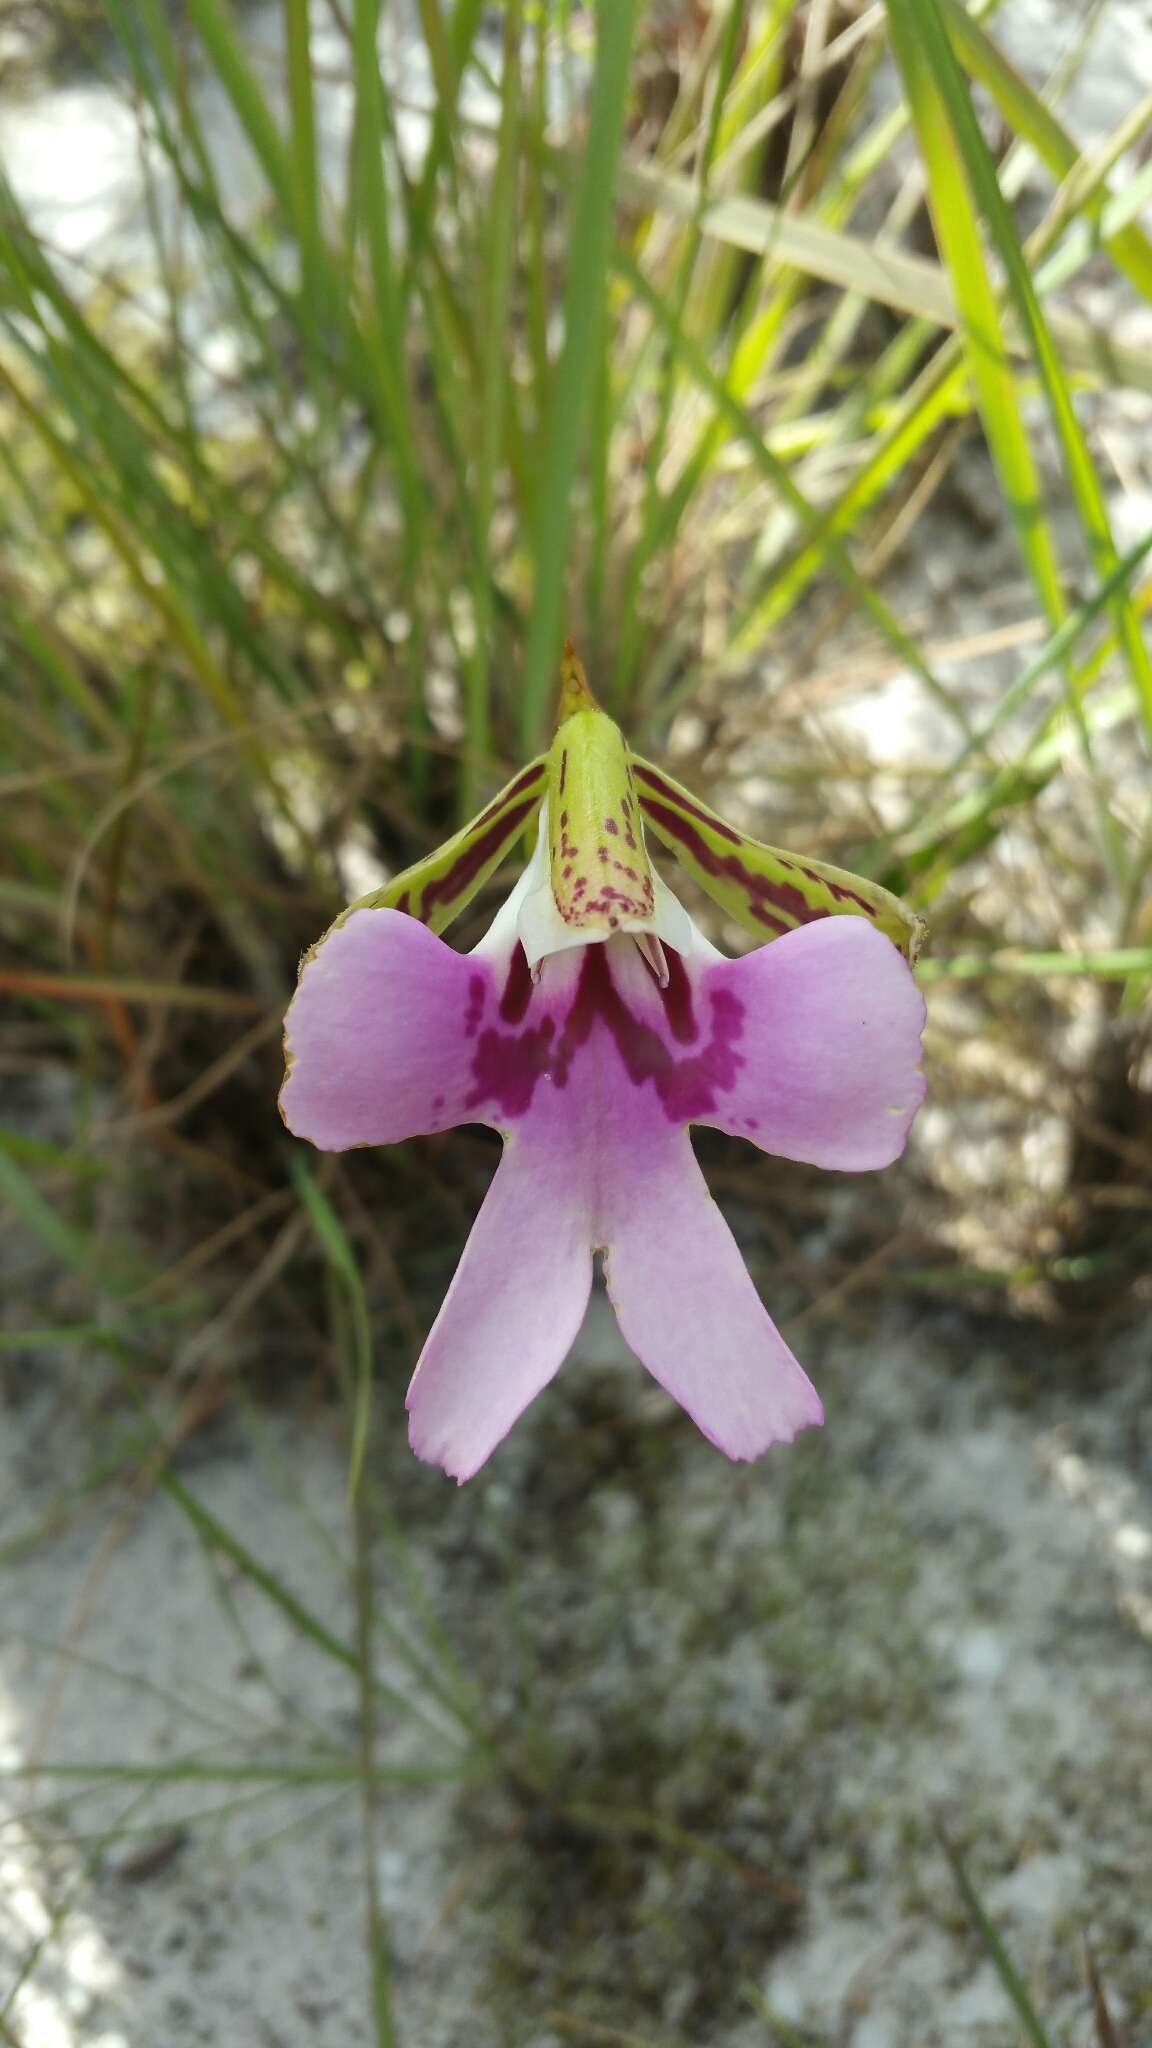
[280,649,927,1481]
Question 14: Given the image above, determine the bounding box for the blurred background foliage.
[1,2,1151,2040]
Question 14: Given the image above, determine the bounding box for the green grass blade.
[462,0,525,814]
[901,524,1152,830]
[901,0,1152,745]
[158,1465,360,1672]
[883,0,1064,631]
[350,0,427,551]
[520,0,642,751]
[610,0,758,706]
[291,1156,397,2040]
[1084,1937,1123,2048]
[354,1484,396,2047]
[920,947,1152,981]
[183,0,294,211]
[404,0,488,276]
[622,159,1152,393]
[937,1823,1054,2048]
[290,1156,374,1502]
[285,0,325,323]
[940,0,1152,302]
[617,251,968,734]
[0,1756,462,1788]
[0,1150,102,1282]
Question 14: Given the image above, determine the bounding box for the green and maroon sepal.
[630,757,926,964]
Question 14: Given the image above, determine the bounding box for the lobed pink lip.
[280,877,926,1483]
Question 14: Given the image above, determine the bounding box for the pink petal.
[280,909,492,1150]
[602,1126,823,1459]
[700,917,926,1170]
[284,900,918,1477]
[406,1133,594,1482]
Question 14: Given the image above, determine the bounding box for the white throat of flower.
[476,805,703,985]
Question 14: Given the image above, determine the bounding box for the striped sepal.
[632,758,926,965]
[337,758,548,936]
[546,647,656,936]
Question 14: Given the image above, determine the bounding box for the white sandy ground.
[1,1204,1149,2048]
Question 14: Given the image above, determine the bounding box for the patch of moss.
[478,1719,804,2042]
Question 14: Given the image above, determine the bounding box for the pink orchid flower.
[281,649,926,1482]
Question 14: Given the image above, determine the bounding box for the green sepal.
[333,756,547,937]
[545,648,656,934]
[632,757,926,964]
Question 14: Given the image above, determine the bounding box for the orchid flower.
[281,649,927,1482]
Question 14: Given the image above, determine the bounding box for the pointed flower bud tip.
[557,640,599,724]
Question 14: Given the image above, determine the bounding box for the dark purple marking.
[467,1016,555,1118]
[637,773,881,926]
[761,844,878,920]
[559,751,568,796]
[636,798,805,936]
[798,861,877,918]
[472,764,546,832]
[551,945,744,1122]
[585,881,650,919]
[432,1094,445,1111]
[555,814,578,867]
[394,889,411,915]
[464,974,485,1039]
[605,817,618,835]
[632,761,743,845]
[659,949,696,1044]
[418,797,540,921]
[465,943,744,1123]
[499,943,534,1025]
